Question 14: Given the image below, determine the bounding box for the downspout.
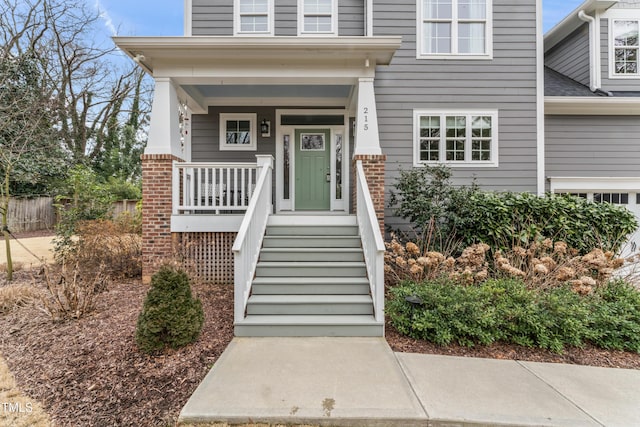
[578,10,601,92]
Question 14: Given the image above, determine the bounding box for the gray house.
[113,0,637,337]
[544,0,640,256]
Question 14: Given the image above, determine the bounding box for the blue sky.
[95,0,586,38]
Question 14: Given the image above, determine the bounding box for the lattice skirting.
[174,232,236,284]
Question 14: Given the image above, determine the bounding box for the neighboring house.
[112,0,638,337]
[544,0,640,256]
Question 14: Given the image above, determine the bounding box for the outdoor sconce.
[260,119,271,138]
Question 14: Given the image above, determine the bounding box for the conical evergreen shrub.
[135,265,204,354]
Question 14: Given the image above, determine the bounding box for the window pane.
[424,23,451,53]
[335,134,343,200]
[226,120,251,145]
[240,0,268,13]
[283,135,290,199]
[419,115,441,162]
[423,0,452,20]
[304,16,332,32]
[614,20,639,47]
[458,0,485,19]
[241,15,268,32]
[304,0,332,14]
[459,23,485,54]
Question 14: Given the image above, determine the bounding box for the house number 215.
[363,107,369,131]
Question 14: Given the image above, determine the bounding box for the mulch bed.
[0,268,638,426]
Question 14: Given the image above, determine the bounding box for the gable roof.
[544,0,618,52]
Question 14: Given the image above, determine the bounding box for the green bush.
[451,192,637,255]
[136,266,204,354]
[386,278,610,353]
[389,167,637,255]
[588,280,640,353]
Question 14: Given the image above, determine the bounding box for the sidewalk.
[179,337,640,427]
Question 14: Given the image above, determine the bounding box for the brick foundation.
[353,154,386,236]
[141,154,183,283]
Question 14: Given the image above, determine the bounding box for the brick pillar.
[141,154,183,283]
[353,154,386,236]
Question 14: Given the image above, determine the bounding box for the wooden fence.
[5,197,140,233]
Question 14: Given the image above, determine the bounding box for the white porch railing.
[356,160,386,323]
[232,155,273,323]
[173,162,258,214]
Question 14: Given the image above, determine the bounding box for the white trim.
[297,0,338,36]
[412,109,499,168]
[184,0,192,36]
[536,0,545,196]
[171,215,243,232]
[416,0,493,60]
[605,11,640,80]
[366,0,373,36]
[234,0,275,36]
[549,177,640,192]
[545,96,640,115]
[219,113,258,151]
[274,109,349,213]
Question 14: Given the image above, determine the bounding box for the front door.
[295,129,331,210]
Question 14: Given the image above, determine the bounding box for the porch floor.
[178,337,640,426]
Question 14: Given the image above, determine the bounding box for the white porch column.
[354,77,382,155]
[146,77,183,158]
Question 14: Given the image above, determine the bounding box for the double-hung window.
[414,110,498,167]
[612,19,639,76]
[417,0,492,59]
[235,0,273,35]
[298,0,337,35]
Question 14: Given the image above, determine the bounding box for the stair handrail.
[355,160,386,323]
[232,155,273,323]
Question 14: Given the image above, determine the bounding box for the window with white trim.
[417,0,492,59]
[612,19,639,76]
[413,110,498,167]
[219,113,257,151]
[298,0,337,35]
[235,0,273,35]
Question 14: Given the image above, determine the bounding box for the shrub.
[61,219,142,279]
[588,280,640,353]
[136,265,204,354]
[40,262,107,320]
[451,192,637,255]
[387,278,593,353]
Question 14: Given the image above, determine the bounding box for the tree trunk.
[2,168,12,281]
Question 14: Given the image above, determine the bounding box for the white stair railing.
[173,162,257,214]
[232,155,273,323]
[356,160,386,323]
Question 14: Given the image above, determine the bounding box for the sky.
[93,0,586,39]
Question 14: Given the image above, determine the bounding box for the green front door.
[295,129,331,210]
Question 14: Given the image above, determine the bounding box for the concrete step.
[266,225,359,236]
[246,294,374,315]
[251,277,371,295]
[234,315,384,337]
[255,261,367,277]
[259,247,364,262]
[262,235,362,248]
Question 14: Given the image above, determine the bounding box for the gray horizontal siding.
[192,0,233,36]
[545,24,590,87]
[545,115,640,178]
[611,0,640,9]
[372,0,539,231]
[190,0,364,36]
[600,18,640,91]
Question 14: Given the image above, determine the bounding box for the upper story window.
[298,0,337,35]
[417,0,492,59]
[612,19,639,76]
[413,110,498,167]
[234,0,273,35]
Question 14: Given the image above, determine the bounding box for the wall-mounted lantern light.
[260,119,271,137]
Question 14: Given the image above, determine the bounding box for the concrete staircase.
[234,215,383,337]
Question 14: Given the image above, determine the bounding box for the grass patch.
[0,283,42,314]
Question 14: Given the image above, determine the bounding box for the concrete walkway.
[179,337,640,427]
